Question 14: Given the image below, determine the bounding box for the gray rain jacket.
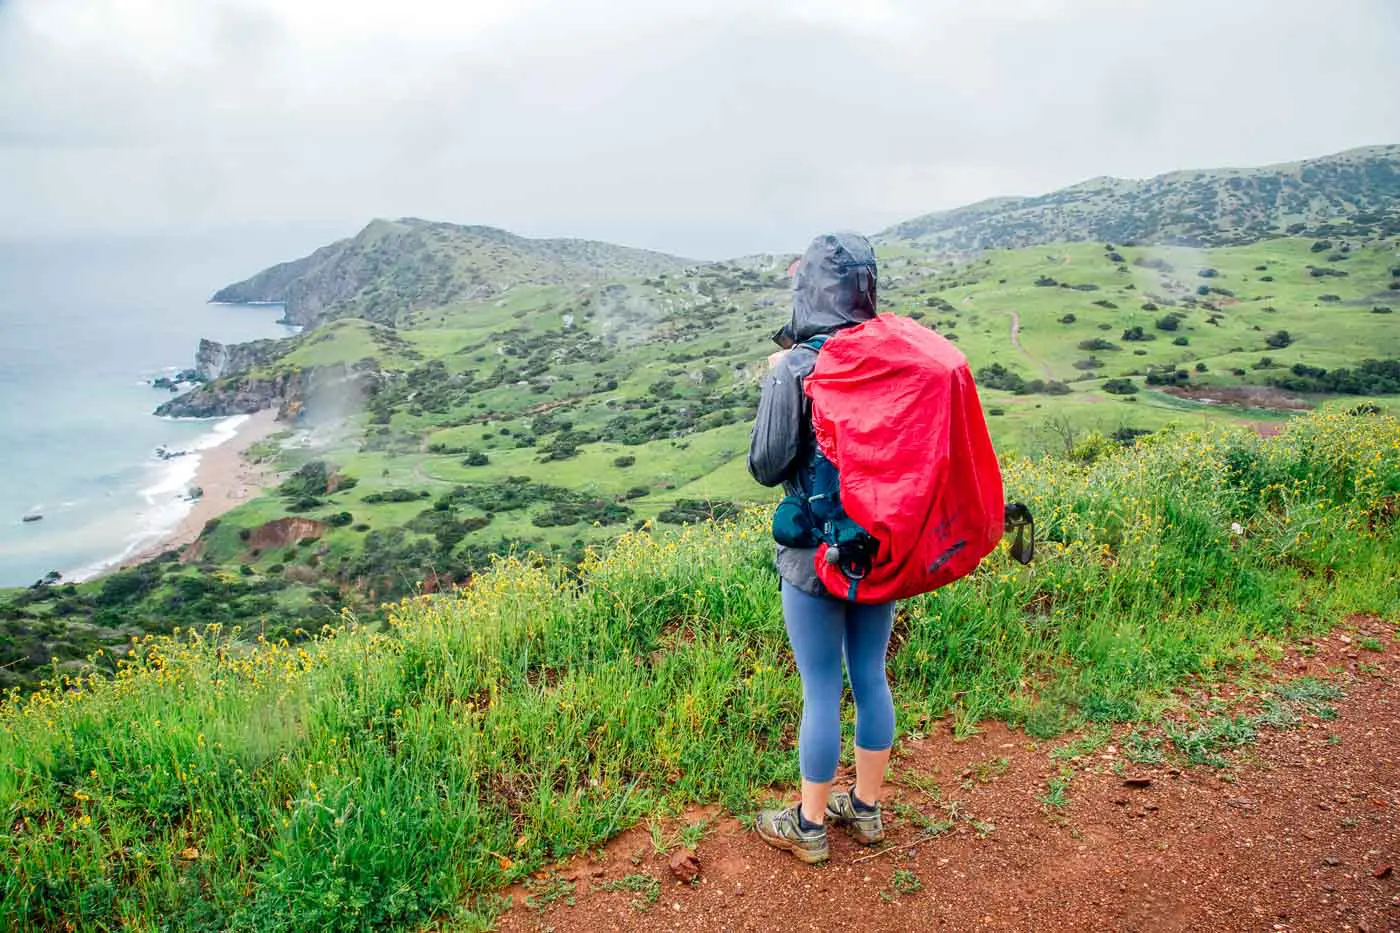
[747,232,878,596]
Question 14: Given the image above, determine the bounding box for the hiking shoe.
[755,806,829,864]
[825,788,885,845]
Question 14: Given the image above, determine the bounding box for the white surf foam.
[67,414,250,581]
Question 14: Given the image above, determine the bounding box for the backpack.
[773,313,1032,602]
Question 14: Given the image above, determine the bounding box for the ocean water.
[0,231,328,586]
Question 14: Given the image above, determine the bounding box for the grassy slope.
[213,219,695,327]
[3,235,1398,692]
[4,408,1399,931]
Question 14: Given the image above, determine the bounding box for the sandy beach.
[119,408,283,568]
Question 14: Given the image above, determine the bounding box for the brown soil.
[245,517,326,551]
[496,624,1400,933]
[1161,385,1313,413]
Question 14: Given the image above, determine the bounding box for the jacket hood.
[789,231,878,343]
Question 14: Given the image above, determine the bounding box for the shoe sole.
[756,823,829,864]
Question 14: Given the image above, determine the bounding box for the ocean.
[0,230,330,587]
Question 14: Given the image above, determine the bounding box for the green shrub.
[657,499,741,525]
[976,363,1026,393]
[363,489,430,504]
[280,461,332,500]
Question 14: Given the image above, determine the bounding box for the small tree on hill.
[1102,378,1138,395]
[976,363,1027,394]
[1265,330,1294,349]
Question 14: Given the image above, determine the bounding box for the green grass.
[522,875,576,912]
[5,407,1400,930]
[1050,726,1112,761]
[1039,767,1074,809]
[594,872,660,910]
[880,867,922,901]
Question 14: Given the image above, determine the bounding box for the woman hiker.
[747,231,894,864]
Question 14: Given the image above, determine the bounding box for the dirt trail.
[1008,310,1057,381]
[497,623,1400,933]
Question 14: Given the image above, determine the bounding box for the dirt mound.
[497,624,1400,933]
[245,517,326,551]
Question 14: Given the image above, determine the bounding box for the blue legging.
[781,581,896,783]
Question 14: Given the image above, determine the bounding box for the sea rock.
[151,369,202,392]
[21,514,42,523]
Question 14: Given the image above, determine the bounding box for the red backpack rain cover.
[804,313,1005,602]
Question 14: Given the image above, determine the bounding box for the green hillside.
[882,144,1400,250]
[211,218,696,327]
[5,148,1400,690]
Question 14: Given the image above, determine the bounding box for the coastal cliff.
[155,360,389,421]
[195,337,288,381]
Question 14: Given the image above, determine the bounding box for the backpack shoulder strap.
[802,335,829,353]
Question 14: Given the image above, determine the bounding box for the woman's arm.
[748,352,804,487]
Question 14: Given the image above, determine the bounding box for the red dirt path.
[496,623,1400,933]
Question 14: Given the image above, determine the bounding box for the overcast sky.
[1,0,1397,259]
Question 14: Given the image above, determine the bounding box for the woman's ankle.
[849,786,878,813]
[797,805,826,831]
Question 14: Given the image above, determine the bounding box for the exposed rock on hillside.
[155,360,389,421]
[195,337,288,381]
